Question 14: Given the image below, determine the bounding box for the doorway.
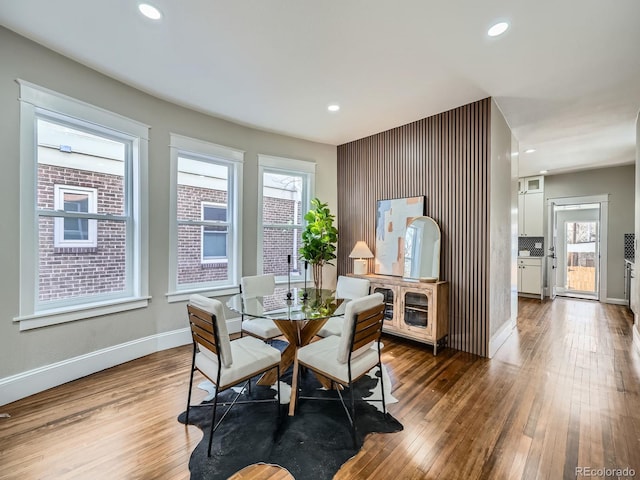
[548,195,609,302]
[556,204,600,299]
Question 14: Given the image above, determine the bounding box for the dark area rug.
[177,345,403,480]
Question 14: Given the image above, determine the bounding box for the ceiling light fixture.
[525,148,536,154]
[138,3,162,20]
[540,170,548,174]
[488,22,509,37]
[327,104,340,112]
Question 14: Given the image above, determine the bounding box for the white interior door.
[555,204,600,300]
[548,201,557,300]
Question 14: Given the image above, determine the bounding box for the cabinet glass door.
[402,291,429,330]
[373,287,394,326]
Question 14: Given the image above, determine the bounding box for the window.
[257,154,315,283]
[54,185,98,248]
[168,134,243,301]
[16,80,149,330]
[201,202,228,262]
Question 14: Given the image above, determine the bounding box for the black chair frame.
[185,304,281,457]
[297,303,386,447]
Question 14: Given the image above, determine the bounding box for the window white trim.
[17,79,149,139]
[167,133,244,302]
[53,185,98,248]
[258,154,316,173]
[257,154,315,283]
[169,133,244,162]
[15,81,149,329]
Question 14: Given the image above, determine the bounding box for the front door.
[555,204,600,300]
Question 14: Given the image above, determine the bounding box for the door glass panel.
[565,221,597,294]
[373,287,394,321]
[403,291,428,328]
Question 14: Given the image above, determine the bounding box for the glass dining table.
[227,287,347,415]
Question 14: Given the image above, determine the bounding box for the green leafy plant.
[299,198,338,290]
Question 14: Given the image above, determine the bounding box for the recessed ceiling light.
[327,104,340,112]
[525,148,536,154]
[488,22,509,37]
[540,170,548,174]
[138,3,162,20]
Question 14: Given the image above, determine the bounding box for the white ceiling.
[1,0,639,177]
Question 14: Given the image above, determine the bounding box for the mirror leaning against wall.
[403,216,441,281]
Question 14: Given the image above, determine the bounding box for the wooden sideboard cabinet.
[348,273,449,355]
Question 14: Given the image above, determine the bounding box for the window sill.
[200,262,228,269]
[166,286,240,303]
[14,296,151,331]
[54,246,98,254]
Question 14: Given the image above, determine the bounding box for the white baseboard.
[489,316,516,358]
[634,324,640,355]
[1,319,238,407]
[227,316,241,334]
[605,297,628,305]
[0,327,191,407]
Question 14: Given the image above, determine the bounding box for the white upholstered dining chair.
[294,292,386,445]
[240,274,282,341]
[185,294,281,456]
[316,275,371,338]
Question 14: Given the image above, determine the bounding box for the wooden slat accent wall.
[337,98,490,356]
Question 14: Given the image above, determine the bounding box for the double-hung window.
[257,154,315,283]
[168,134,243,301]
[201,202,228,263]
[16,80,149,330]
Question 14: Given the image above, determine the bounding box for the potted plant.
[299,198,338,290]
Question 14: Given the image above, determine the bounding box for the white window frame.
[167,133,244,302]
[14,80,150,331]
[200,201,229,264]
[257,154,315,284]
[53,184,98,248]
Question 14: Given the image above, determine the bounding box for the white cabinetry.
[518,257,543,300]
[518,175,544,237]
[523,176,544,193]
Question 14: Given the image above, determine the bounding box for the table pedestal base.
[256,318,331,415]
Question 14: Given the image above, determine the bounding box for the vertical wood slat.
[336,98,491,356]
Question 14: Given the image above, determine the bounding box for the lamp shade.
[349,241,374,259]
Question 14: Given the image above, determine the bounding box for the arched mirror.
[403,216,441,281]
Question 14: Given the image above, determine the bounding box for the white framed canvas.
[374,196,425,276]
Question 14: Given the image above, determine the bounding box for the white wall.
[0,27,337,404]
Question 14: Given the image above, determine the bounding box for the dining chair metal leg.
[349,379,357,448]
[379,363,387,414]
[185,348,196,424]
[276,366,281,419]
[208,390,219,457]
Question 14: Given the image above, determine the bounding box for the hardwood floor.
[1,298,639,479]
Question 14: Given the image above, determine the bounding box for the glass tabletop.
[227,287,347,321]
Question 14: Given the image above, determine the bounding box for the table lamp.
[349,241,374,275]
